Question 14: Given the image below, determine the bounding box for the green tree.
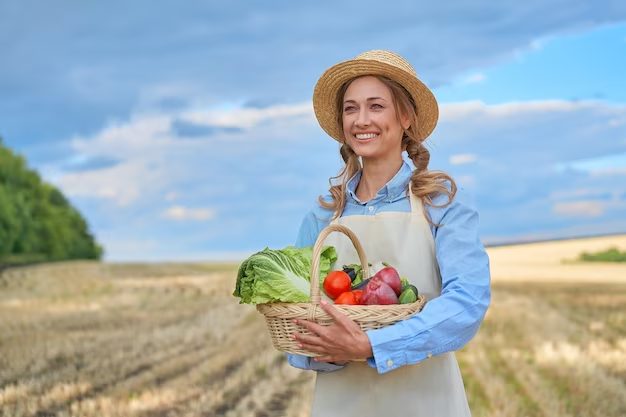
[0,137,103,265]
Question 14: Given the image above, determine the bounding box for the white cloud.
[162,205,216,221]
[431,98,626,241]
[549,188,605,200]
[70,113,173,160]
[57,161,147,207]
[449,153,478,165]
[440,99,601,121]
[556,151,626,176]
[5,1,626,109]
[529,38,545,51]
[181,102,313,129]
[435,99,626,170]
[46,96,626,260]
[589,167,626,176]
[553,201,606,217]
[53,100,321,207]
[165,191,179,202]
[461,72,486,85]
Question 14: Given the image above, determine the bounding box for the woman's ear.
[400,111,411,131]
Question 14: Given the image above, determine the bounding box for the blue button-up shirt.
[287,155,491,374]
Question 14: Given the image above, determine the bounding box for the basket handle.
[310,224,370,304]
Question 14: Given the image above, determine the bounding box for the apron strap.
[407,182,423,215]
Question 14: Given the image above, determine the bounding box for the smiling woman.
[285,50,491,417]
[315,53,458,227]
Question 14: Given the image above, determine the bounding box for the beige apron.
[310,184,471,417]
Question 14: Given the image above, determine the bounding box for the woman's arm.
[285,210,347,372]
[364,188,491,374]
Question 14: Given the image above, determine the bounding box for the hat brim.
[313,59,439,143]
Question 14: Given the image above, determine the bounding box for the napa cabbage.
[233,245,337,304]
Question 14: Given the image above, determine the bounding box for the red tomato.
[353,290,364,305]
[334,291,357,305]
[323,271,352,300]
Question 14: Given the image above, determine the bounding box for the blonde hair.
[318,75,457,226]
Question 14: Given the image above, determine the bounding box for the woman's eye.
[344,104,382,111]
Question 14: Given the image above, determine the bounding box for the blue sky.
[1,1,626,261]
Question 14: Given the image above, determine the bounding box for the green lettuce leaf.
[233,245,337,304]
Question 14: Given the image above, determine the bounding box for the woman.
[287,50,491,416]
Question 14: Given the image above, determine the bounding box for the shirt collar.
[346,157,414,205]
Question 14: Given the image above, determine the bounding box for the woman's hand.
[292,300,373,363]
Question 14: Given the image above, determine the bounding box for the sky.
[1,1,626,261]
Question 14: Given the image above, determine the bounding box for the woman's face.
[341,75,410,161]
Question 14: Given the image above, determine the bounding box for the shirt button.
[386,359,394,367]
[368,206,374,212]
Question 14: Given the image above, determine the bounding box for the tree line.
[0,137,103,266]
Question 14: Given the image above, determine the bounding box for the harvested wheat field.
[1,235,625,417]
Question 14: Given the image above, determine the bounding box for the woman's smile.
[354,132,380,142]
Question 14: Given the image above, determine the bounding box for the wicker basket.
[256,223,426,357]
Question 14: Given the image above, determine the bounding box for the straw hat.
[312,49,439,143]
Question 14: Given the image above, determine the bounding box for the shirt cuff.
[365,326,430,374]
[286,353,346,372]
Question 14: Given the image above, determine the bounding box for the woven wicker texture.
[256,223,426,357]
[312,49,439,143]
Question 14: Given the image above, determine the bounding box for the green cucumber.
[399,285,419,304]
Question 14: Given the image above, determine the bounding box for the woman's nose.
[355,108,370,127]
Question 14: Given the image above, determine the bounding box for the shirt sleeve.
[285,209,346,373]
[364,187,491,374]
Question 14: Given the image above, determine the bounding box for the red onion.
[374,267,402,296]
[361,277,399,305]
